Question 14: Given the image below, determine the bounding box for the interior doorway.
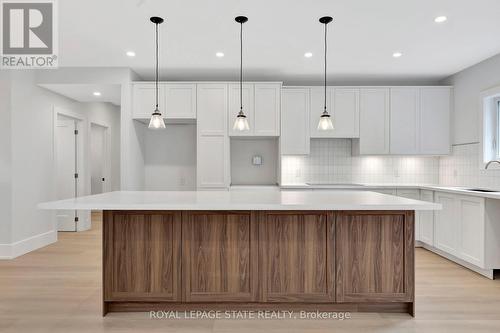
[53,108,89,232]
[90,123,109,195]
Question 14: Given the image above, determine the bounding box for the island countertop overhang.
[38,190,441,211]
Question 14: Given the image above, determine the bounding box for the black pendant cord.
[155,22,159,111]
[323,21,327,113]
[240,21,243,113]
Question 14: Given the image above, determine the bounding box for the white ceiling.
[39,84,121,105]
[58,0,500,84]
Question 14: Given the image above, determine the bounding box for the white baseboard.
[0,230,57,260]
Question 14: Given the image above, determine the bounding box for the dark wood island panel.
[102,210,414,316]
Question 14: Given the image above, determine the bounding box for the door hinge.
[74,173,79,179]
[102,178,105,182]
[74,217,79,222]
[74,129,78,135]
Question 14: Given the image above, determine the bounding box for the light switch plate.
[252,155,263,166]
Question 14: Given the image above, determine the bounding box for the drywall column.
[0,71,12,254]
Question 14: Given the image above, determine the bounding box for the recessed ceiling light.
[392,52,403,58]
[216,52,225,57]
[126,51,136,57]
[304,52,313,58]
[93,91,101,97]
[434,16,448,23]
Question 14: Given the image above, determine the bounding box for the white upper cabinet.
[281,88,310,155]
[254,83,281,136]
[132,82,196,120]
[228,83,254,136]
[354,88,390,155]
[310,87,333,138]
[164,83,197,119]
[390,88,420,154]
[419,88,451,155]
[228,83,280,137]
[389,87,452,155]
[132,83,161,119]
[310,88,359,138]
[197,84,227,135]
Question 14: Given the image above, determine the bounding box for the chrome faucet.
[485,160,500,169]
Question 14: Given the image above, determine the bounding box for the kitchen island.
[39,190,440,316]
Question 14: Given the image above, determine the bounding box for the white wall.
[9,71,77,250]
[143,124,197,190]
[442,53,500,145]
[0,71,12,247]
[230,138,279,185]
[78,102,121,192]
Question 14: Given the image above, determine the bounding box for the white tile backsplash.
[439,143,500,190]
[282,139,440,185]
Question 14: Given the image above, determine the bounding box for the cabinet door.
[132,83,165,119]
[358,89,390,154]
[254,83,281,136]
[104,212,182,301]
[434,192,457,255]
[396,189,421,242]
[164,83,197,119]
[281,88,310,154]
[259,212,335,302]
[197,84,229,188]
[182,212,258,302]
[457,196,485,267]
[310,87,333,138]
[336,211,414,303]
[197,136,228,188]
[332,88,359,138]
[197,84,228,135]
[419,88,451,155]
[419,190,435,246]
[390,88,419,154]
[228,84,254,136]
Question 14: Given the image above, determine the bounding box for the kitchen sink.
[463,188,499,193]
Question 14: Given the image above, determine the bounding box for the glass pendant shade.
[318,113,334,131]
[148,111,166,129]
[233,113,250,131]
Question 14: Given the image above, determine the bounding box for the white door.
[90,124,106,195]
[358,89,390,154]
[331,88,359,138]
[197,84,229,188]
[56,118,78,231]
[281,88,310,154]
[419,190,434,246]
[457,196,485,267]
[390,88,419,154]
[228,83,254,136]
[254,83,280,136]
[434,192,457,255]
[419,88,451,155]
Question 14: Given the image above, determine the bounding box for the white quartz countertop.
[281,183,500,199]
[38,190,441,211]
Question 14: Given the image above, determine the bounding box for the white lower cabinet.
[434,192,485,268]
[419,190,434,246]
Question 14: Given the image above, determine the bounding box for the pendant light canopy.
[317,16,334,131]
[233,15,250,132]
[148,16,166,130]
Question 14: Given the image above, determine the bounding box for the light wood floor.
[1,213,500,333]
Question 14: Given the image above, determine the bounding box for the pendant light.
[317,16,334,131]
[148,16,166,130]
[233,16,250,132]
